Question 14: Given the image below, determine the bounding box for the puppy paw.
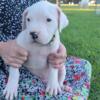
[3,80,18,100]
[46,81,61,96]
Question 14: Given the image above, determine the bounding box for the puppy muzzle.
[30,32,55,46]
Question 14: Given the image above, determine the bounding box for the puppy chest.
[24,51,50,80]
[24,48,49,69]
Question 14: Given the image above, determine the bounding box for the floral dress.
[0,0,92,100]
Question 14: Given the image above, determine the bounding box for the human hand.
[48,43,67,69]
[0,40,28,68]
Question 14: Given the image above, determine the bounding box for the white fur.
[3,1,69,99]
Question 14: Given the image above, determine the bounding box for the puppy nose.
[30,32,38,39]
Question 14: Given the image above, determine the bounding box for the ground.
[61,5,100,100]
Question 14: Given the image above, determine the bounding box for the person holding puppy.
[0,0,91,100]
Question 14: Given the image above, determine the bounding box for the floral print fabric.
[0,56,92,100]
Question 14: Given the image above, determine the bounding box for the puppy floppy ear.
[57,6,69,32]
[22,8,29,31]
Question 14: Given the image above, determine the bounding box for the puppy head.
[22,1,69,45]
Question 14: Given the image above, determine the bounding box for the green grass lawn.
[61,8,100,100]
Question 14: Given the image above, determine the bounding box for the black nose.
[30,32,38,39]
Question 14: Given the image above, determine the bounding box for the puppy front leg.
[58,65,66,88]
[46,64,61,96]
[3,67,19,100]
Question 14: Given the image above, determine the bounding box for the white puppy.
[3,1,69,100]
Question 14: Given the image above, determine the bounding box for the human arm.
[48,43,67,69]
[0,40,28,68]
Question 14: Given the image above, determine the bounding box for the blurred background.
[48,0,100,100]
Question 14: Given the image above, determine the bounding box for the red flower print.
[75,59,80,64]
[63,80,67,84]
[85,83,90,89]
[74,74,81,81]
[22,96,25,100]
[70,65,74,69]
[40,91,45,96]
[32,80,35,83]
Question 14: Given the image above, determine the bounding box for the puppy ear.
[57,6,69,32]
[22,8,29,31]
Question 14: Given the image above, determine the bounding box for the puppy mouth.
[32,34,55,46]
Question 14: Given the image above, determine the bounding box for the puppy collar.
[47,34,55,45]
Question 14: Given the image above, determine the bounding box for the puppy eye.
[47,18,52,22]
[27,18,30,22]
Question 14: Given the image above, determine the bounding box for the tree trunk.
[56,0,60,6]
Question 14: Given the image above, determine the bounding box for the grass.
[60,7,100,100]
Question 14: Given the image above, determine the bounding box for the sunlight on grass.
[61,4,97,11]
[63,9,95,11]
